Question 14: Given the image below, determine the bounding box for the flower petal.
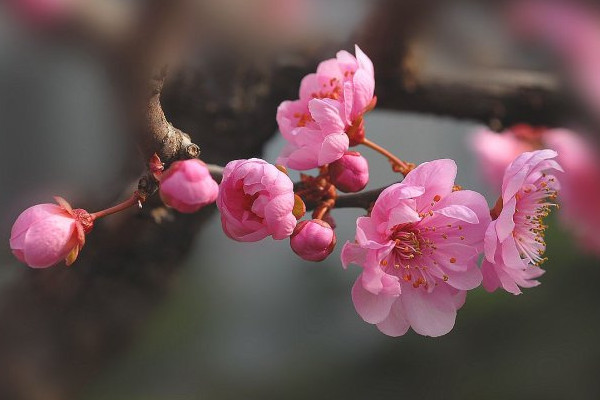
[376,298,410,337]
[402,284,459,337]
[352,277,397,324]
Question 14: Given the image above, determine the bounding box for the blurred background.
[0,0,599,399]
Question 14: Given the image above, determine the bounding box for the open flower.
[341,160,490,337]
[10,197,92,268]
[217,159,296,242]
[472,126,600,255]
[276,45,375,170]
[481,150,562,295]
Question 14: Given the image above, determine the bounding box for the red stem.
[361,138,412,175]
[90,194,140,220]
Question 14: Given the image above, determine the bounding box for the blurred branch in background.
[0,0,596,399]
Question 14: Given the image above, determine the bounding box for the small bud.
[10,198,91,268]
[149,153,164,181]
[290,219,336,262]
[159,159,219,213]
[329,151,369,193]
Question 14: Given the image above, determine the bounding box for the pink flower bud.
[217,158,296,242]
[290,219,336,262]
[10,197,91,268]
[159,159,219,213]
[329,151,369,193]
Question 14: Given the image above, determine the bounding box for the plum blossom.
[159,159,219,213]
[481,150,562,295]
[341,160,490,337]
[472,126,600,254]
[10,197,92,268]
[217,158,296,242]
[290,219,336,262]
[276,45,375,170]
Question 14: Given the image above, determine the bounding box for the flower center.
[392,227,422,261]
[513,174,559,266]
[310,77,345,101]
[293,112,314,127]
[384,224,431,289]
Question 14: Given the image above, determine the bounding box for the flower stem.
[90,194,141,220]
[361,138,413,176]
[312,199,335,220]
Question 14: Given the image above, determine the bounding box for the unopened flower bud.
[290,219,336,262]
[329,151,369,193]
[10,197,90,268]
[159,159,219,213]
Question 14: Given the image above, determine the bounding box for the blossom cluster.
[9,46,566,338]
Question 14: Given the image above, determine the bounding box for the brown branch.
[356,0,569,130]
[335,187,388,210]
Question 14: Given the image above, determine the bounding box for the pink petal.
[23,215,76,268]
[341,241,367,269]
[355,45,374,77]
[356,217,386,249]
[10,204,66,240]
[443,262,482,290]
[481,260,501,293]
[376,299,410,337]
[352,69,375,116]
[501,238,528,268]
[318,133,349,166]
[299,73,320,100]
[484,222,498,263]
[402,159,457,211]
[435,204,479,224]
[495,197,517,242]
[352,277,397,324]
[402,285,459,337]
[309,98,345,132]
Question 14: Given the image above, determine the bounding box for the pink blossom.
[276,45,375,170]
[159,159,219,213]
[290,219,336,262]
[341,160,490,337]
[217,158,296,242]
[10,197,92,268]
[329,151,369,193]
[481,150,562,295]
[472,126,600,254]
